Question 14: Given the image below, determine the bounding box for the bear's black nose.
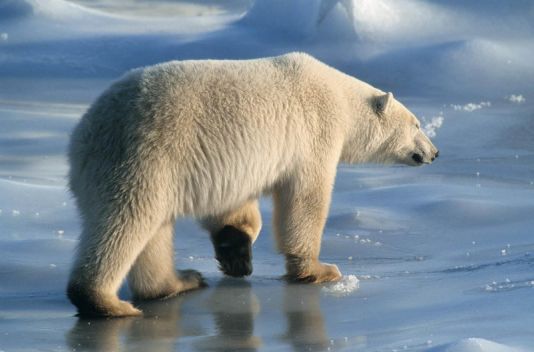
[412,153,424,164]
[431,150,439,161]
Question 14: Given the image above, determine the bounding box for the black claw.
[212,225,253,277]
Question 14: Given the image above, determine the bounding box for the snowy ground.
[1,0,534,351]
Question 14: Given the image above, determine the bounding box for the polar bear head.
[341,92,439,166]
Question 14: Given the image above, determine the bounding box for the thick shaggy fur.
[67,53,438,316]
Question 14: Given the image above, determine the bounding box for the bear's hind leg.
[128,221,205,300]
[67,219,154,317]
[202,200,262,277]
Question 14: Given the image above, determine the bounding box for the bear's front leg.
[273,172,342,283]
[201,200,262,277]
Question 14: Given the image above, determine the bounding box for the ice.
[1,0,534,350]
[322,275,359,296]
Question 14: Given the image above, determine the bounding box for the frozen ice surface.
[1,0,534,351]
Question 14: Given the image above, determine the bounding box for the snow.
[450,102,491,112]
[322,275,360,296]
[429,338,524,352]
[1,0,534,351]
[507,94,526,104]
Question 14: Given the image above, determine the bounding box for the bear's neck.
[336,72,385,165]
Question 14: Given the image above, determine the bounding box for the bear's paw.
[212,225,253,277]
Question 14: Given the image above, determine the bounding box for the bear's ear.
[374,92,394,116]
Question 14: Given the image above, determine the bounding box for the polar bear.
[67,52,438,317]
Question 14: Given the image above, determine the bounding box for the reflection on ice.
[194,279,261,351]
[65,280,336,352]
[283,283,329,351]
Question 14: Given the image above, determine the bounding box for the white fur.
[67,52,437,316]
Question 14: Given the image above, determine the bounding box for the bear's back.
[69,53,348,216]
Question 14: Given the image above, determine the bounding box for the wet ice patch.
[429,337,523,352]
[322,275,359,296]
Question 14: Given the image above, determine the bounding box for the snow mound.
[429,338,524,352]
[350,0,460,43]
[440,40,534,91]
[242,0,356,40]
[322,275,359,296]
[0,0,110,21]
[243,0,534,45]
[0,0,34,20]
[359,38,534,96]
[241,0,461,43]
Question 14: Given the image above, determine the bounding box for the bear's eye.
[415,123,420,129]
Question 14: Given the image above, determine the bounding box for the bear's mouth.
[411,150,439,165]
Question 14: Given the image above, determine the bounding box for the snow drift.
[430,338,525,352]
[1,0,534,96]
